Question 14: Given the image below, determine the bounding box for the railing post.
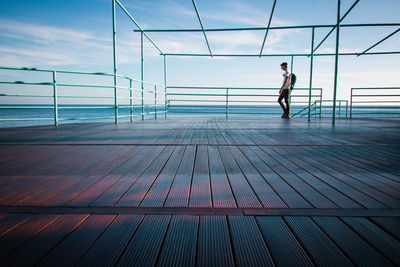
[163,55,167,118]
[320,99,322,118]
[319,90,322,118]
[346,100,348,118]
[308,27,315,122]
[129,79,133,122]
[154,85,157,119]
[289,56,294,109]
[52,71,58,126]
[332,0,341,126]
[141,31,144,120]
[112,0,118,124]
[350,88,353,118]
[226,88,228,118]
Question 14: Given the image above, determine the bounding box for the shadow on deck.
[0,117,399,266]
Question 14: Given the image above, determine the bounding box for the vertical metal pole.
[332,0,341,126]
[141,31,144,120]
[350,88,353,118]
[308,27,315,122]
[163,55,167,118]
[289,56,293,111]
[129,79,133,122]
[346,100,348,118]
[319,89,322,117]
[52,71,58,126]
[112,0,118,124]
[226,88,228,118]
[154,85,157,119]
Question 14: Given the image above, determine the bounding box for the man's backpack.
[290,73,296,89]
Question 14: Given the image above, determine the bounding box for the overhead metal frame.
[113,0,400,125]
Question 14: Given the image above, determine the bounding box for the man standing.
[278,62,292,118]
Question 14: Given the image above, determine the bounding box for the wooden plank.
[302,146,400,201]
[91,146,165,207]
[44,146,147,206]
[189,146,212,208]
[117,215,171,266]
[157,215,198,267]
[256,216,313,267]
[297,146,398,208]
[77,214,143,267]
[219,146,262,208]
[313,216,393,266]
[370,217,400,240]
[140,146,186,207]
[197,215,234,267]
[266,146,362,209]
[208,146,236,208]
[228,216,274,267]
[255,146,337,208]
[0,213,32,237]
[164,145,196,207]
[37,214,115,266]
[2,214,88,266]
[116,146,176,207]
[284,216,353,266]
[341,217,400,265]
[280,146,388,209]
[239,146,311,208]
[67,146,148,206]
[228,146,287,208]
[0,214,59,258]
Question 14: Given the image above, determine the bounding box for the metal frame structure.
[125,0,399,125]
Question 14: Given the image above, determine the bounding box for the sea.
[0,104,398,128]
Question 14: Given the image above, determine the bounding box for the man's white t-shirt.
[282,70,291,90]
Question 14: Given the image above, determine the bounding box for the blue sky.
[0,0,399,105]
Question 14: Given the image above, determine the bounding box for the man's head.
[280,62,288,70]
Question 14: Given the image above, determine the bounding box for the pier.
[0,117,399,266]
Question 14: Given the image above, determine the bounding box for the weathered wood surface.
[0,117,399,266]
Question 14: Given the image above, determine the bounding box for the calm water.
[0,105,398,128]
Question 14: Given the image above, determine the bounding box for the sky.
[0,0,399,106]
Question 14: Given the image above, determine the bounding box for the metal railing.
[166,86,322,118]
[350,87,400,118]
[292,100,348,118]
[0,66,167,126]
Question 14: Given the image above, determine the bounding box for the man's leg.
[284,90,290,117]
[278,93,286,116]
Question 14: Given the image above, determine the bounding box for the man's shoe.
[282,114,289,118]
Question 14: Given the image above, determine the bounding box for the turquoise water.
[0,104,398,128]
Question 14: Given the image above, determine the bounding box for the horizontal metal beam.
[192,0,212,57]
[163,51,400,57]
[357,28,400,56]
[259,0,277,56]
[134,23,400,32]
[114,0,163,54]
[313,0,360,53]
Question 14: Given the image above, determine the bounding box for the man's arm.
[279,75,288,94]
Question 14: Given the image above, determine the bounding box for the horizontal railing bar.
[352,87,400,89]
[351,95,400,97]
[167,86,322,90]
[163,51,400,57]
[167,93,321,96]
[0,94,52,97]
[58,116,115,121]
[0,117,54,121]
[352,101,400,103]
[134,23,400,32]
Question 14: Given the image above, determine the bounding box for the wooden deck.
[0,117,399,266]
